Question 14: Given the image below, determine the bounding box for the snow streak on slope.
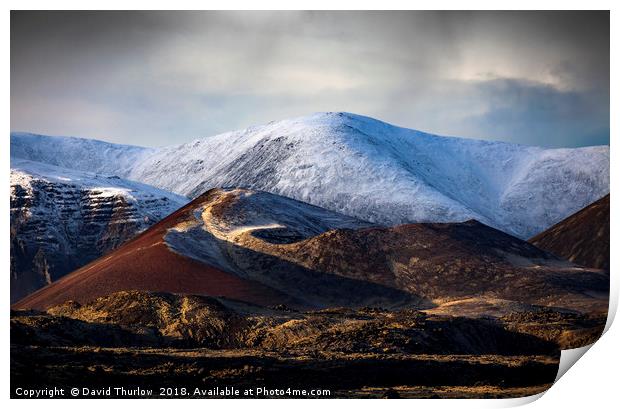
[10,113,610,238]
[165,187,374,274]
[163,188,420,309]
[10,158,188,302]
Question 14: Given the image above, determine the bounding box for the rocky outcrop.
[10,161,187,302]
[13,290,558,355]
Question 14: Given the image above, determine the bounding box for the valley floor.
[11,345,558,399]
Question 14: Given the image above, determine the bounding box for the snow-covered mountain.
[10,112,610,238]
[10,158,188,302]
[10,132,152,175]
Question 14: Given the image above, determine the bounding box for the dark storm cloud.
[10,11,609,147]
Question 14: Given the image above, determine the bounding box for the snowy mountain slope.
[10,112,610,238]
[10,158,188,302]
[10,132,152,176]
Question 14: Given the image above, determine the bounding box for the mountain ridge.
[10,112,610,238]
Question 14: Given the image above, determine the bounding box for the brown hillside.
[530,195,609,271]
[14,188,608,320]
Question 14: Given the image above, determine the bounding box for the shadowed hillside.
[530,195,609,271]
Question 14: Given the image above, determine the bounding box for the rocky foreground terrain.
[12,291,567,398]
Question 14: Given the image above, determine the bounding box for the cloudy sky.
[11,11,609,148]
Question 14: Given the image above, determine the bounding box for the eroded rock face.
[10,162,187,302]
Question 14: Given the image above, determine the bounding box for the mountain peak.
[10,113,609,239]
